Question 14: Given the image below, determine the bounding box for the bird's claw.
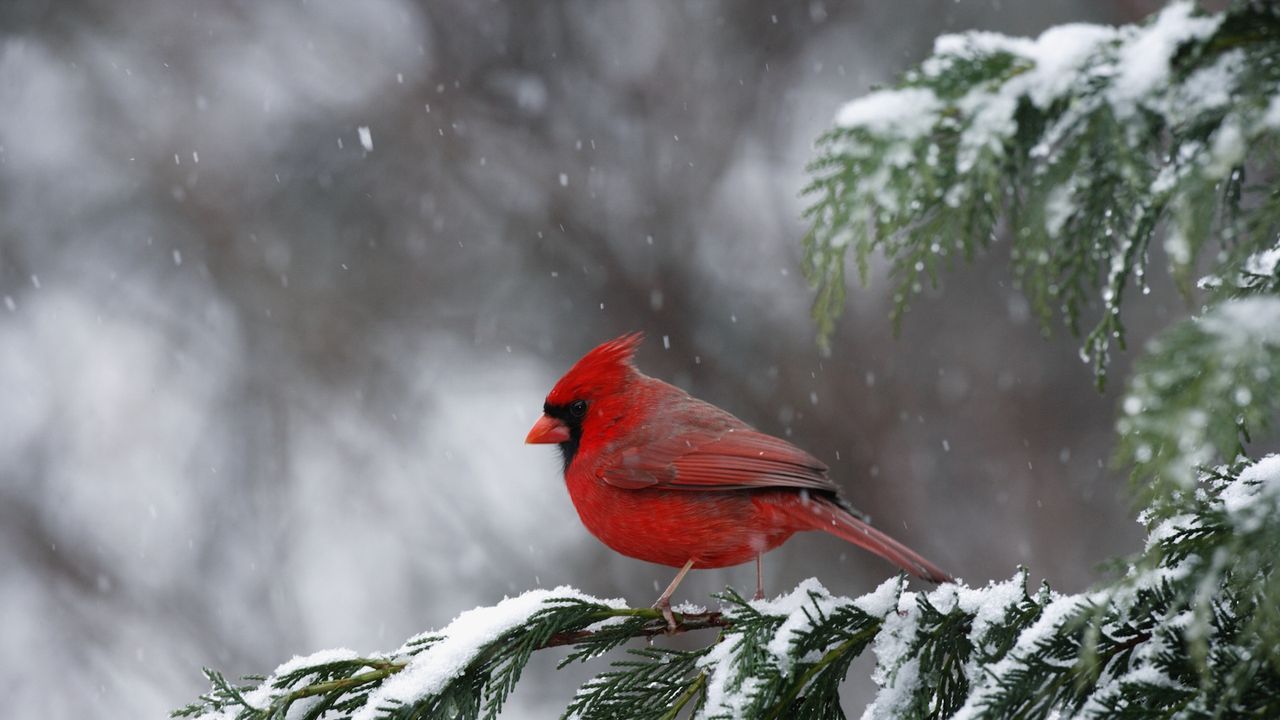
[654,601,679,634]
[752,589,765,601]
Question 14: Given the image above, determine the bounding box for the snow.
[1109,2,1221,116]
[1122,395,1142,416]
[697,576,909,715]
[697,633,758,720]
[1219,454,1280,532]
[1199,297,1280,345]
[1021,24,1118,107]
[932,24,1116,110]
[1044,183,1074,238]
[1205,119,1245,178]
[956,91,1017,172]
[867,573,1033,715]
[274,647,362,677]
[1243,243,1280,278]
[855,575,906,618]
[1144,513,1199,551]
[924,23,1117,175]
[954,575,1030,649]
[352,586,624,720]
[671,600,707,615]
[835,87,941,138]
[827,1,1233,234]
[861,589,922,720]
[952,593,1080,719]
[357,125,373,151]
[753,579,852,674]
[1171,50,1243,120]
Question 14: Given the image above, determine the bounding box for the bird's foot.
[653,600,679,634]
[752,589,765,601]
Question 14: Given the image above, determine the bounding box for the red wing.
[598,427,837,494]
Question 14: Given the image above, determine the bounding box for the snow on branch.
[176,456,1280,718]
[173,588,727,720]
[803,0,1280,384]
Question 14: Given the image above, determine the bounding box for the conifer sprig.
[802,0,1280,386]
[173,594,727,720]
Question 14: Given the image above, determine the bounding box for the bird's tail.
[782,496,953,584]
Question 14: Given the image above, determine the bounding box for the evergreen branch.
[546,611,729,651]
[659,671,707,720]
[178,453,1280,719]
[566,646,709,720]
[1117,296,1280,514]
[174,595,726,720]
[802,0,1280,382]
[764,623,881,720]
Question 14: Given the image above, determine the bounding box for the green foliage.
[565,646,707,720]
[173,595,726,720]
[802,0,1280,386]
[1118,297,1280,514]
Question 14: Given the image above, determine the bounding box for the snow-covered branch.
[174,588,728,720]
[803,0,1280,383]
[175,456,1280,718]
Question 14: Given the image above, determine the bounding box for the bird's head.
[526,332,644,468]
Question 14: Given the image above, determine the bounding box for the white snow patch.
[357,125,373,151]
[1171,50,1242,121]
[353,587,624,720]
[671,600,706,615]
[754,579,838,671]
[930,24,1115,111]
[1204,118,1245,178]
[854,576,905,618]
[1198,297,1280,345]
[954,575,1029,646]
[1144,513,1199,551]
[956,90,1017,171]
[1021,24,1118,107]
[1244,244,1280,278]
[1044,183,1074,237]
[274,647,362,677]
[861,590,922,720]
[1109,2,1221,115]
[697,633,759,720]
[927,23,1116,174]
[953,593,1080,719]
[835,87,941,138]
[1164,224,1191,269]
[213,648,361,716]
[1220,454,1280,532]
[1009,594,1082,653]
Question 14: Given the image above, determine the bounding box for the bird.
[525,332,952,629]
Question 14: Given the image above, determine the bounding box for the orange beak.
[525,414,571,444]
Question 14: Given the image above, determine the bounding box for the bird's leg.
[754,554,765,601]
[653,559,695,633]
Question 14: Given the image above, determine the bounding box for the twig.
[543,611,730,648]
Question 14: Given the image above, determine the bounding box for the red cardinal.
[526,333,952,627]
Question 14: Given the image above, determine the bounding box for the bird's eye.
[569,400,588,418]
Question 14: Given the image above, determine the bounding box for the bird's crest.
[547,332,644,404]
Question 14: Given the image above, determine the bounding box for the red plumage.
[526,333,952,611]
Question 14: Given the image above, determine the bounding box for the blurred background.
[0,0,1175,716]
